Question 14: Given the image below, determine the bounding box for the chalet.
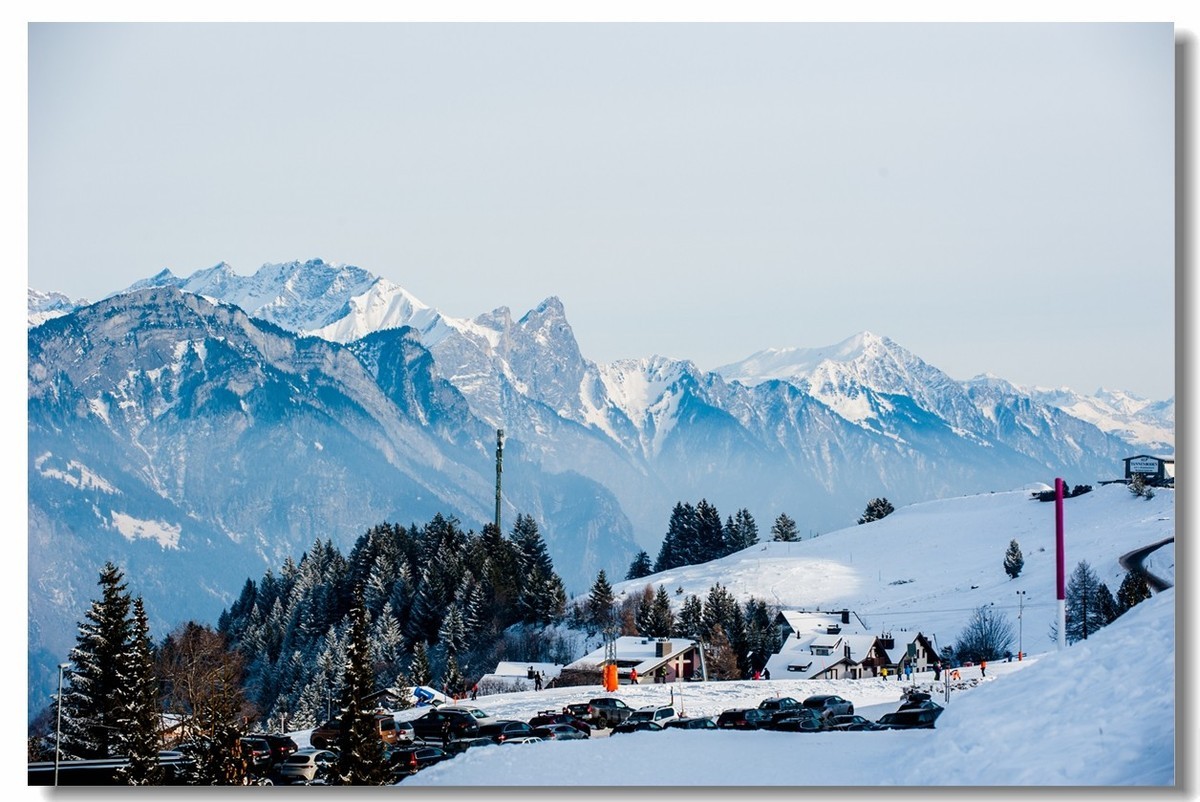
[1124,454,1174,487]
[764,609,940,681]
[564,637,705,684]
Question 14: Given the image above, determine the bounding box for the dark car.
[389,745,450,777]
[769,708,826,732]
[588,697,636,728]
[409,708,482,743]
[610,720,665,735]
[443,736,497,757]
[757,696,805,726]
[663,716,718,731]
[802,694,855,719]
[478,720,537,744]
[876,701,944,729]
[533,723,589,741]
[716,707,772,730]
[828,714,885,731]
[246,732,299,764]
[528,710,592,736]
[238,736,273,770]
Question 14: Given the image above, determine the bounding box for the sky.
[21,15,1180,400]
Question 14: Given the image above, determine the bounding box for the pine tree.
[724,508,759,553]
[60,562,133,759]
[336,587,390,785]
[694,499,725,563]
[1116,569,1153,614]
[116,597,163,785]
[674,594,704,639]
[1065,560,1110,644]
[409,641,433,688]
[648,585,675,637]
[634,585,656,637]
[770,512,799,542]
[1003,539,1025,579]
[587,570,616,633]
[655,502,697,572]
[625,550,653,580]
[442,655,465,698]
[857,497,896,525]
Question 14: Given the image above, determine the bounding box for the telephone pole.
[494,429,504,533]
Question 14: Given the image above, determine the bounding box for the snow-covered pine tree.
[1065,560,1111,644]
[336,587,389,785]
[649,585,675,637]
[116,597,163,785]
[60,562,133,759]
[587,569,616,634]
[770,512,799,542]
[723,508,759,554]
[673,594,704,639]
[409,641,433,688]
[442,655,465,698]
[1004,539,1025,579]
[625,550,653,580]
[857,497,896,525]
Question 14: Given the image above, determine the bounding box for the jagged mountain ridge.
[27,288,639,714]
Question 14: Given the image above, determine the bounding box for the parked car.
[443,736,497,757]
[500,735,544,744]
[437,704,500,726]
[238,736,273,770]
[716,707,772,730]
[389,744,450,777]
[663,716,718,731]
[609,720,665,735]
[828,714,885,732]
[527,710,592,736]
[625,705,678,727]
[277,749,338,784]
[409,708,482,743]
[566,697,634,729]
[310,712,401,749]
[246,732,298,764]
[876,701,944,729]
[769,708,826,732]
[757,696,805,726]
[478,720,538,744]
[802,694,855,719]
[532,723,589,741]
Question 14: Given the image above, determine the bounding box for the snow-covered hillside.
[611,482,1175,666]
[401,586,1174,786]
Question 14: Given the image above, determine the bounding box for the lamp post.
[1016,591,1026,661]
[54,662,69,787]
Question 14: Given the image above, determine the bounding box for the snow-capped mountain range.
[27,258,1172,716]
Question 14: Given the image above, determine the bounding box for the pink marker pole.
[1055,477,1066,651]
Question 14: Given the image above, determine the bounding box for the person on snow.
[630,668,638,685]
[980,660,987,677]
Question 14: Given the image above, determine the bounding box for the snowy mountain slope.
[31,260,1160,548]
[27,287,87,327]
[611,482,1175,659]
[27,288,640,715]
[1025,384,1175,455]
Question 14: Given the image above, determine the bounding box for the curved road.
[1118,536,1175,592]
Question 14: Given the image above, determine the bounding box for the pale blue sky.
[27,22,1176,399]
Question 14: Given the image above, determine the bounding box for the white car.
[625,705,679,726]
[436,704,500,726]
[277,748,338,783]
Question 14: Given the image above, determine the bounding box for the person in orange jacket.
[630,668,639,684]
[981,659,987,677]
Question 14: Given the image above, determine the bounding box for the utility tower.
[494,428,504,532]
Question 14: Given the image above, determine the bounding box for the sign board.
[907,643,917,659]
[1128,457,1161,475]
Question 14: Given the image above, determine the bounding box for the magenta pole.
[1055,477,1066,650]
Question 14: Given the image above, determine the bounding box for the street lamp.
[1016,591,1026,661]
[54,662,69,787]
